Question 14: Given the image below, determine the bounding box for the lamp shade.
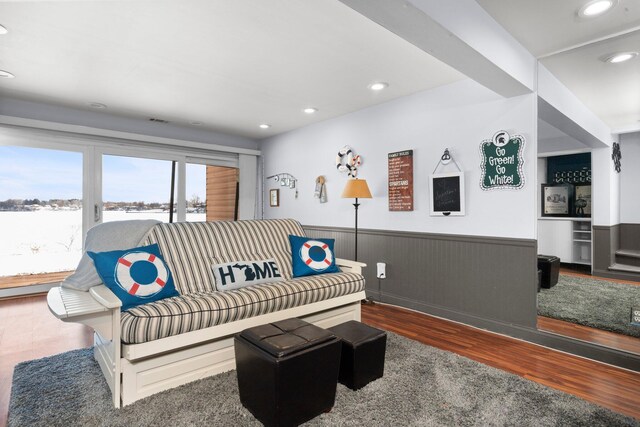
[341,179,372,199]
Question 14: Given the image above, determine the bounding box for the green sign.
[480,131,525,190]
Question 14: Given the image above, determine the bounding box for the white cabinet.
[571,220,592,265]
[538,218,591,265]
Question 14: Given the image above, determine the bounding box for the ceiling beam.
[339,0,535,97]
[538,64,612,146]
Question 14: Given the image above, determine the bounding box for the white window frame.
[0,122,258,295]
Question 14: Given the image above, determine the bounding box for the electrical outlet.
[377,262,386,279]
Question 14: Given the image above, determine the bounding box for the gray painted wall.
[592,225,619,276]
[0,97,259,150]
[305,225,640,370]
[620,223,640,252]
[305,225,538,328]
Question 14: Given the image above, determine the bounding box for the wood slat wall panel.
[304,225,538,328]
[205,166,238,221]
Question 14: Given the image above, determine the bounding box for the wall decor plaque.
[541,183,573,217]
[388,150,414,211]
[574,184,591,217]
[480,130,525,190]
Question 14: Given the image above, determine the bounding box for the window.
[0,146,83,289]
[102,154,175,223]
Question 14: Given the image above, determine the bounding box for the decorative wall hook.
[267,173,299,198]
[433,147,462,174]
[612,142,621,173]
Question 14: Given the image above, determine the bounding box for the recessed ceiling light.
[190,121,203,126]
[259,124,271,129]
[369,82,389,91]
[303,107,318,114]
[0,70,15,78]
[578,0,616,17]
[602,52,638,63]
[88,102,107,109]
[0,24,8,35]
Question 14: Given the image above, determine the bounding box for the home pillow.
[288,235,340,278]
[212,259,283,291]
[88,243,180,311]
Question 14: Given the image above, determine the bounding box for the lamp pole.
[353,197,360,261]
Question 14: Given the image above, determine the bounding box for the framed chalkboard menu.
[430,172,465,216]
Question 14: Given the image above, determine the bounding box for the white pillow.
[212,259,283,291]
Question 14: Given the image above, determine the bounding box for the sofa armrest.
[336,258,367,274]
[48,285,113,320]
[90,285,122,309]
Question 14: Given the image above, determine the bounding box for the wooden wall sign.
[480,130,525,190]
[388,150,414,211]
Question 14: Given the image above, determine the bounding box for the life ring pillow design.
[116,250,169,297]
[300,240,334,271]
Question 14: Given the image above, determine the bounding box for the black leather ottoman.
[234,318,341,427]
[538,255,560,289]
[537,269,542,292]
[328,320,386,390]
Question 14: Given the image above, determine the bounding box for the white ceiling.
[2,1,637,140]
[0,0,465,140]
[477,0,640,132]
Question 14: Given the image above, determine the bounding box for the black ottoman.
[328,320,386,390]
[537,269,542,292]
[234,318,341,427]
[538,255,560,289]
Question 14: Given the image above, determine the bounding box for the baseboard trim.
[592,268,640,283]
[368,289,640,371]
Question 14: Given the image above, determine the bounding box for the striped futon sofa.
[48,218,367,407]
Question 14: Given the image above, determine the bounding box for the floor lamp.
[341,178,372,262]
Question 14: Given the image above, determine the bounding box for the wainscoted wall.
[593,224,640,281]
[305,225,538,328]
[305,225,640,370]
[620,223,640,252]
[593,225,619,276]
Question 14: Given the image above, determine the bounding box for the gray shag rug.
[538,274,640,338]
[9,333,638,427]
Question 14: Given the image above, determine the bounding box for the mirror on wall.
[536,118,640,356]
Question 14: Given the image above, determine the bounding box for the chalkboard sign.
[430,172,465,216]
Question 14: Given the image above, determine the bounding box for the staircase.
[608,249,640,281]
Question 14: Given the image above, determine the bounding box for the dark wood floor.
[362,303,640,420]
[1,295,639,426]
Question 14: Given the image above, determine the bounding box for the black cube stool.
[538,255,560,289]
[328,320,387,390]
[234,318,341,427]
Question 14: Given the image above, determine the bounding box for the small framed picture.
[269,189,279,207]
[574,184,591,217]
[541,183,573,217]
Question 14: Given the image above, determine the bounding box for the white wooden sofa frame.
[48,259,366,408]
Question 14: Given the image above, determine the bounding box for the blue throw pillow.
[289,235,340,278]
[88,243,179,311]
